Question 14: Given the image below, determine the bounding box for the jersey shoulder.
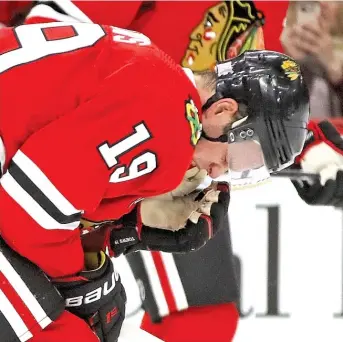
[94,41,202,199]
[24,1,143,27]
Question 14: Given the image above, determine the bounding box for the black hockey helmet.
[201,50,310,182]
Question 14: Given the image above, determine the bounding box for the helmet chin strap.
[201,130,228,143]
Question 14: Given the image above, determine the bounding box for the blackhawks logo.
[181,1,265,72]
[185,97,202,146]
[281,60,300,81]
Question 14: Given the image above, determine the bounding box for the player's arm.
[81,168,230,256]
[0,94,142,341]
[0,49,193,278]
[0,102,111,278]
[0,52,163,278]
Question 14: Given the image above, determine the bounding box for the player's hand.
[136,166,209,230]
[111,166,229,254]
[112,180,230,255]
[140,168,222,230]
[53,252,126,342]
[81,167,230,255]
[292,120,343,206]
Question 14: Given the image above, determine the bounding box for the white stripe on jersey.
[160,253,189,312]
[13,151,80,217]
[0,136,5,175]
[0,253,52,329]
[1,150,81,230]
[0,290,33,342]
[140,251,170,317]
[1,172,80,230]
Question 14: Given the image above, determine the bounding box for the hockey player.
[7,1,290,341]
[16,2,267,341]
[15,3,343,342]
[0,20,308,342]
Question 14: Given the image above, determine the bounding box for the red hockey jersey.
[0,22,201,278]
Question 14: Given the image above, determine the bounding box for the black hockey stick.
[271,169,320,183]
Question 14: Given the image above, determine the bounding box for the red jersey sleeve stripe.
[0,252,54,341]
[1,150,81,229]
[0,288,33,342]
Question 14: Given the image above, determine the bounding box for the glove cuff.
[121,204,143,239]
[108,206,143,256]
[296,120,338,164]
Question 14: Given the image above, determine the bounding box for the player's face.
[192,138,229,179]
[193,98,266,180]
[192,98,236,178]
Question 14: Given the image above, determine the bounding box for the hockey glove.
[97,180,230,256]
[53,252,126,342]
[124,181,230,254]
[81,167,230,255]
[292,120,343,206]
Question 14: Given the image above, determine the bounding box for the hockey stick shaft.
[271,170,320,182]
